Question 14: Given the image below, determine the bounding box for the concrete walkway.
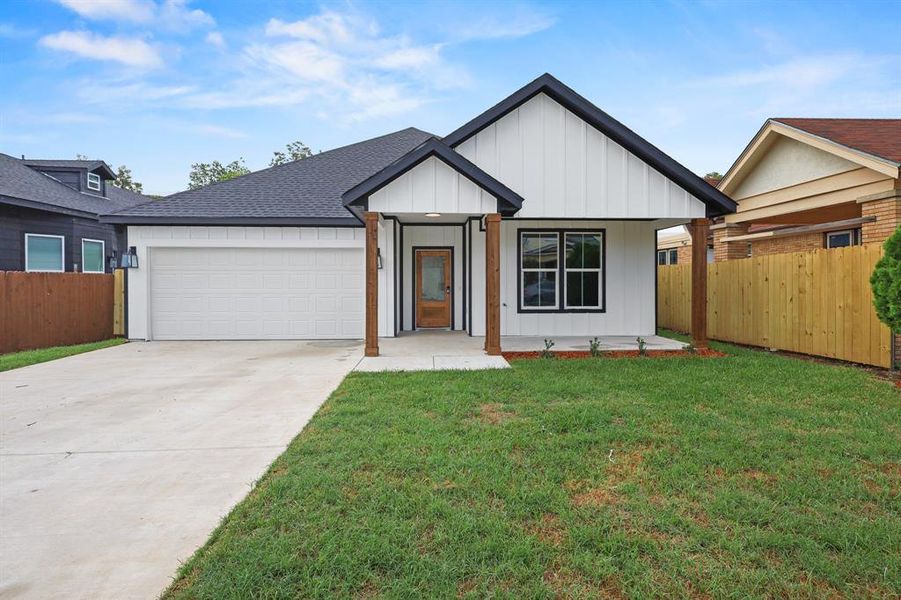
[355,331,510,372]
[0,340,360,600]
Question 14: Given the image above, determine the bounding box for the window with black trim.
[519,230,604,312]
[521,232,559,309]
[564,232,602,309]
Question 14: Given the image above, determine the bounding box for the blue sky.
[1,0,899,195]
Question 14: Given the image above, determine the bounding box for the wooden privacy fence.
[0,271,125,354]
[657,244,892,368]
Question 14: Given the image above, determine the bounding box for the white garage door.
[149,247,363,340]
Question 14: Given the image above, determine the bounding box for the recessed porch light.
[425,212,441,218]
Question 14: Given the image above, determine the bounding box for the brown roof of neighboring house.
[773,118,901,164]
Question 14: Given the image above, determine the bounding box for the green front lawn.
[0,338,126,372]
[166,342,899,599]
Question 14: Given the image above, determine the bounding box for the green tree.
[870,226,901,332]
[270,140,313,167]
[188,159,251,190]
[112,165,143,193]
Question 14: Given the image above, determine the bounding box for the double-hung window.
[87,172,101,191]
[81,239,105,273]
[519,230,604,312]
[25,234,65,272]
[521,232,559,309]
[564,232,603,309]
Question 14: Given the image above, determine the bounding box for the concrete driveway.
[0,340,361,600]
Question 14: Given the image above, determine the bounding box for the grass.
[165,340,899,599]
[0,338,126,372]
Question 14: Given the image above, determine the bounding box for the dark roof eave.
[99,215,364,227]
[443,73,737,218]
[342,138,523,216]
[1,194,99,219]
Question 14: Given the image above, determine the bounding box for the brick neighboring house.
[659,120,900,265]
[714,118,900,259]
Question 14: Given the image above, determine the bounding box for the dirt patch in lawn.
[503,349,725,360]
[527,513,567,546]
[472,403,514,425]
[571,487,619,507]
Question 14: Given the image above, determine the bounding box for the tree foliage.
[112,165,143,193]
[870,226,901,332]
[188,159,251,190]
[270,140,313,167]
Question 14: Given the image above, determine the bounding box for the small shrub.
[871,226,901,332]
[636,336,647,356]
[589,337,602,357]
[540,338,555,359]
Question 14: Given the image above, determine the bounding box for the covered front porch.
[360,211,713,360]
[355,330,686,372]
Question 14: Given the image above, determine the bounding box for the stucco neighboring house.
[102,74,735,354]
[712,118,900,260]
[0,154,151,273]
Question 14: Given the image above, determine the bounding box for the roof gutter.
[99,215,364,227]
[0,195,99,219]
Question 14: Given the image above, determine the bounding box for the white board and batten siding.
[468,220,657,338]
[367,156,498,215]
[126,225,396,341]
[455,92,705,220]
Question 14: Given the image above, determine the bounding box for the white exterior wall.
[400,225,464,331]
[126,225,393,340]
[469,220,656,337]
[454,93,705,220]
[368,156,498,215]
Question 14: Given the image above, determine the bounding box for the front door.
[415,249,452,328]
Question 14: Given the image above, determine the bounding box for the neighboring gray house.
[0,154,150,273]
[103,74,735,353]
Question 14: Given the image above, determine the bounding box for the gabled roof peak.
[443,73,736,217]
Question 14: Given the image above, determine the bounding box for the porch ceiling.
[385,212,484,224]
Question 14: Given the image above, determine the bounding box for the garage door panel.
[150,247,363,340]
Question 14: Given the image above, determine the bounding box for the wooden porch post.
[484,213,501,356]
[364,211,379,357]
[690,217,709,349]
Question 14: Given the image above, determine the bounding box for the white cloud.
[704,55,861,89]
[449,9,555,41]
[48,6,552,123]
[205,31,225,48]
[53,0,213,31]
[373,46,441,70]
[55,0,155,23]
[244,40,346,83]
[39,31,163,68]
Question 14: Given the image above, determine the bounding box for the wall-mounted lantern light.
[108,250,118,271]
[120,246,139,269]
[377,248,383,270]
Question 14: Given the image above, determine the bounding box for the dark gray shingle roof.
[0,153,150,217]
[104,127,434,224]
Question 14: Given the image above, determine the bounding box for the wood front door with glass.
[415,249,452,328]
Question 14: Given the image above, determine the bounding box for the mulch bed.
[502,349,726,361]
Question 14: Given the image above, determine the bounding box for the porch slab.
[354,331,510,372]
[353,332,685,373]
